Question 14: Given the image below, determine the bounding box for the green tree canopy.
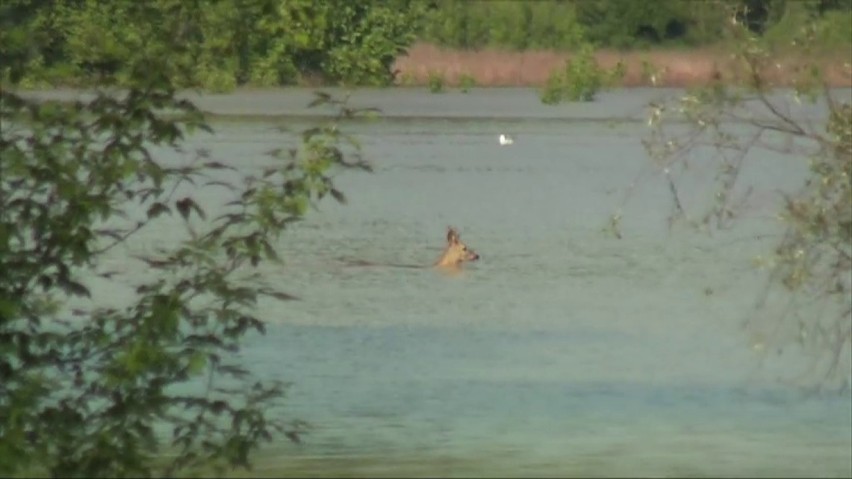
[621,1,851,391]
[416,0,851,51]
[1,2,376,477]
[0,0,427,90]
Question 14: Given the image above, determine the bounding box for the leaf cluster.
[0,83,374,476]
[624,0,851,391]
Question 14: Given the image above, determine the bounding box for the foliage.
[0,3,376,477]
[0,0,426,90]
[0,89,373,477]
[459,73,476,93]
[761,0,852,53]
[639,59,665,86]
[539,70,565,106]
[417,0,851,51]
[539,44,625,104]
[428,71,445,94]
[418,0,585,50]
[616,1,851,391]
[574,0,694,49]
[321,1,426,86]
[396,71,416,87]
[3,1,849,90]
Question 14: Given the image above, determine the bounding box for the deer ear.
[447,227,459,244]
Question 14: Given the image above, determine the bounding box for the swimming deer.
[433,226,480,268]
[339,226,480,271]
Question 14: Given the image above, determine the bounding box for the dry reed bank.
[393,42,852,88]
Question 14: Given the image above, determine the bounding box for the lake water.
[39,87,851,477]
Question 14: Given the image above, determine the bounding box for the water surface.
[68,87,851,477]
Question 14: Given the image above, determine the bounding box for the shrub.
[540,44,625,104]
[459,73,476,92]
[428,70,445,93]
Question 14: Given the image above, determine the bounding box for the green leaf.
[175,197,206,220]
[147,202,171,219]
[329,188,347,204]
[203,161,236,170]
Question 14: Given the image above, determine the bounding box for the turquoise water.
[37,87,849,477]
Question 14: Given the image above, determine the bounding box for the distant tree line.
[0,0,427,90]
[1,0,849,90]
[419,0,852,50]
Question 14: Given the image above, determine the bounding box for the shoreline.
[12,87,846,125]
[392,42,852,89]
[6,43,850,93]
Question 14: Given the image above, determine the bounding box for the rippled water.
[44,87,850,477]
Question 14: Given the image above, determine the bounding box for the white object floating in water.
[499,134,514,146]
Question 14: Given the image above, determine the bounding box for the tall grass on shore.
[393,42,852,89]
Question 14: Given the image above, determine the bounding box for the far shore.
[6,43,850,92]
[392,42,852,89]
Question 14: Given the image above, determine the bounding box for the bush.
[620,1,851,392]
[428,70,445,93]
[0,0,427,90]
[0,85,375,479]
[459,73,476,92]
[0,2,378,475]
[539,44,625,104]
